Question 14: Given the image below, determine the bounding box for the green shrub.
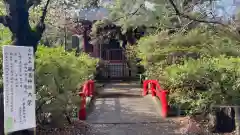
[0,42,98,124]
[0,27,10,91]
[0,26,12,45]
[35,46,98,123]
[137,27,240,68]
[162,56,240,114]
[134,26,240,114]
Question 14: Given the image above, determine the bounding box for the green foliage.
[163,56,240,114]
[90,19,120,45]
[126,45,139,65]
[107,0,219,34]
[0,1,5,15]
[0,26,12,45]
[0,27,11,89]
[108,0,165,33]
[35,45,98,120]
[133,26,240,115]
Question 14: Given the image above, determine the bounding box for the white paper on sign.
[2,45,36,133]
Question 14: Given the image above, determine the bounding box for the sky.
[217,0,238,16]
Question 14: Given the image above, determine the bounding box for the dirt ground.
[171,116,235,135]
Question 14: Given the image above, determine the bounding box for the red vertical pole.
[78,92,86,120]
[86,81,90,97]
[151,81,156,97]
[88,81,91,97]
[89,80,94,96]
[142,80,149,96]
[83,82,87,94]
[92,80,95,96]
[160,90,168,118]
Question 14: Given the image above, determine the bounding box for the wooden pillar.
[72,35,80,49]
[93,44,100,58]
[82,30,87,53]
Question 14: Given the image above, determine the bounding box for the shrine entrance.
[94,39,137,81]
[101,49,130,80]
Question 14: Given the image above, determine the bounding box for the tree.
[0,0,51,52]
[0,0,51,134]
[30,0,81,47]
[107,0,228,34]
[0,0,95,134]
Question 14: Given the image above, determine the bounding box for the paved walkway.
[85,82,181,135]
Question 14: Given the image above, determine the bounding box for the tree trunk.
[235,107,240,135]
[211,107,235,133]
[3,0,36,51]
[0,0,49,52]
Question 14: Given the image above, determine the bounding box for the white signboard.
[2,45,36,133]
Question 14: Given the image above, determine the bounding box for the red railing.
[78,80,95,120]
[142,80,168,118]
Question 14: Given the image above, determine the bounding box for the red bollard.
[82,82,87,94]
[83,81,90,97]
[78,92,86,120]
[150,82,156,97]
[92,80,95,95]
[160,90,168,118]
[142,80,149,96]
[88,80,94,97]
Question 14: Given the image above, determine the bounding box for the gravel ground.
[37,121,179,135]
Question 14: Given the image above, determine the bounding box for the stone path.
[85,82,181,135]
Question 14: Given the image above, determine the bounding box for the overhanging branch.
[113,4,144,22]
[168,0,226,26]
[40,0,51,24]
[35,0,51,34]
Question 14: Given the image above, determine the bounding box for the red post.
[82,82,87,94]
[78,92,86,120]
[87,81,91,97]
[160,90,168,118]
[83,81,90,97]
[142,80,149,96]
[150,82,156,97]
[88,80,94,96]
[143,79,169,118]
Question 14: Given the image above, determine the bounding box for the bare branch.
[40,0,51,24]
[113,4,144,22]
[36,96,55,112]
[35,0,51,34]
[168,0,226,26]
[0,15,8,27]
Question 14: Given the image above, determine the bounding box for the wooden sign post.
[2,45,36,135]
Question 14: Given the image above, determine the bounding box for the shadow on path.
[97,93,142,98]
